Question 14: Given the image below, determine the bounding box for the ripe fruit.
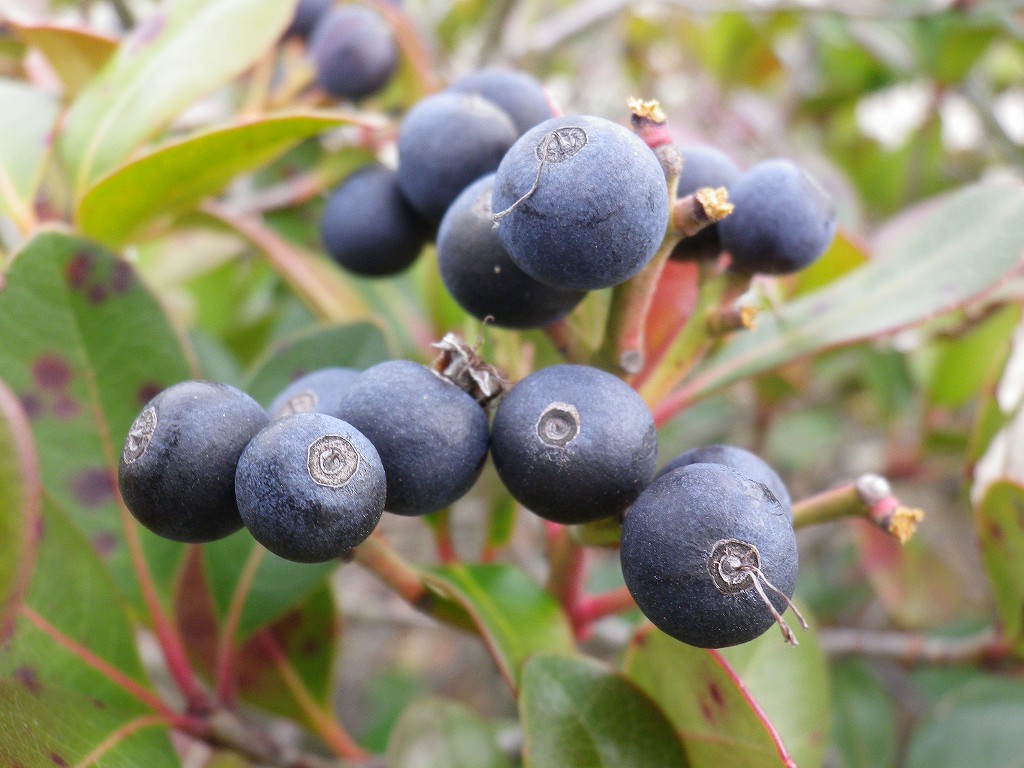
[718,158,836,275]
[620,463,800,648]
[267,367,360,420]
[320,163,429,277]
[309,5,398,100]
[397,92,519,223]
[283,0,331,40]
[235,413,385,563]
[670,144,741,260]
[448,67,553,135]
[492,115,670,291]
[657,443,791,510]
[490,364,657,524]
[118,381,269,543]
[335,360,489,516]
[436,174,586,329]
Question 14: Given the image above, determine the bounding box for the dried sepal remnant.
[307,435,360,488]
[536,402,580,447]
[431,332,508,407]
[122,406,157,464]
[627,97,666,123]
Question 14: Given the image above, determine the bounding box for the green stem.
[791,475,925,543]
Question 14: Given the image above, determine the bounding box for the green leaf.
[0,379,41,644]
[423,564,575,690]
[244,322,391,407]
[718,610,831,768]
[0,232,193,605]
[175,548,338,725]
[830,660,898,768]
[0,79,60,231]
[975,481,1024,652]
[201,532,336,641]
[622,627,795,768]
[77,113,354,247]
[0,500,177,766]
[905,676,1024,768]
[59,0,297,194]
[11,21,117,97]
[519,654,688,768]
[928,305,1020,409]
[387,697,512,768]
[677,179,1024,406]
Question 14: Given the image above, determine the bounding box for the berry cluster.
[118,18,838,650]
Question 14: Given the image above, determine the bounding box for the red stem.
[569,586,636,631]
[20,605,182,721]
[71,714,173,768]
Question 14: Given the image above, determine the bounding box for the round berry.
[320,164,429,277]
[437,174,586,329]
[118,381,269,543]
[670,144,741,261]
[235,413,385,563]
[448,67,553,135]
[492,115,669,291]
[657,443,791,510]
[284,0,331,40]
[309,5,398,100]
[490,364,657,524]
[397,92,519,224]
[718,159,836,275]
[267,367,361,420]
[621,463,798,648]
[336,360,490,516]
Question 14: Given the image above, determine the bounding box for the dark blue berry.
[437,174,586,329]
[490,364,657,524]
[336,360,490,516]
[657,443,791,510]
[235,413,385,563]
[284,0,331,40]
[268,367,360,420]
[309,5,398,100]
[118,381,269,543]
[492,115,669,291]
[718,159,836,275]
[670,144,741,261]
[397,92,518,224]
[620,463,798,648]
[320,164,429,277]
[448,68,553,135]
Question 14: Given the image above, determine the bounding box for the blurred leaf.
[975,481,1024,652]
[244,322,390,407]
[386,697,511,768]
[914,14,999,84]
[928,305,1020,410]
[520,653,688,768]
[718,607,831,768]
[905,676,1024,768]
[678,179,1024,406]
[59,0,296,194]
[830,660,898,768]
[791,231,871,297]
[0,79,60,230]
[175,548,338,726]
[0,232,192,606]
[77,113,353,247]
[680,13,784,87]
[201,532,336,640]
[11,22,117,97]
[622,627,795,768]
[360,670,428,753]
[0,380,41,644]
[853,523,964,628]
[423,564,575,690]
[0,500,177,765]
